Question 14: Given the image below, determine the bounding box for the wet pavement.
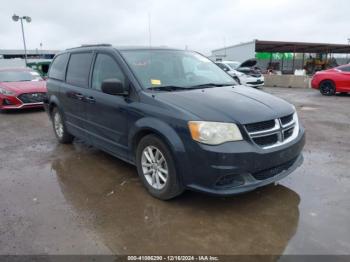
[0,87,349,255]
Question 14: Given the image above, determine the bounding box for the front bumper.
[0,95,44,110]
[311,77,319,89]
[182,128,305,196]
[241,76,265,88]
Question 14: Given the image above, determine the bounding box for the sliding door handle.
[85,96,96,103]
[75,93,84,100]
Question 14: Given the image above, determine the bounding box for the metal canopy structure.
[255,40,350,54]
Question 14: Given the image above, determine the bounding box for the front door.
[84,53,130,159]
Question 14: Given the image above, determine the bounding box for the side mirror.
[223,67,230,72]
[101,78,128,96]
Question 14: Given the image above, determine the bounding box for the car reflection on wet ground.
[0,87,349,255]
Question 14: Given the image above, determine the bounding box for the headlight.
[0,87,15,95]
[188,121,243,145]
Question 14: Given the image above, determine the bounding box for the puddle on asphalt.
[50,142,301,255]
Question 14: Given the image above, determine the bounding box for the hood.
[239,58,257,68]
[0,80,46,94]
[154,86,294,124]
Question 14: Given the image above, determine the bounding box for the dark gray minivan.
[44,44,305,200]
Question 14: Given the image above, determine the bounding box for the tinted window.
[92,54,125,91]
[66,53,93,87]
[339,66,350,72]
[49,53,69,80]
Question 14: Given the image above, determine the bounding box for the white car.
[216,59,264,88]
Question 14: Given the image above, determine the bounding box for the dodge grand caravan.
[45,44,305,200]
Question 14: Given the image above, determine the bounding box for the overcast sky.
[1,0,349,55]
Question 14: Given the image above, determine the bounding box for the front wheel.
[51,107,74,144]
[319,80,336,96]
[136,134,183,200]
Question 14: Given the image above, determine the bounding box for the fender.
[128,116,187,155]
[48,94,62,116]
[128,117,189,183]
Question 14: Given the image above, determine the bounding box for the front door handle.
[85,96,96,103]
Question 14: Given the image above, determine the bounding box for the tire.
[319,80,336,96]
[135,134,184,200]
[51,107,74,144]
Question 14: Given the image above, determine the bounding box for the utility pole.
[12,14,31,66]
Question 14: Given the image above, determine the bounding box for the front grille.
[248,73,262,77]
[247,80,264,85]
[244,113,297,149]
[18,93,46,104]
[253,134,278,147]
[284,127,294,140]
[281,114,293,125]
[245,120,275,133]
[215,174,245,188]
[252,157,297,180]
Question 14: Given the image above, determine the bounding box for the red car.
[311,64,350,96]
[0,67,47,110]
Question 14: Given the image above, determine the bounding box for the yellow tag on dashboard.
[151,79,161,85]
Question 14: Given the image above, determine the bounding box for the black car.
[44,44,305,200]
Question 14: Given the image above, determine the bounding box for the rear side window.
[66,53,93,87]
[49,53,69,80]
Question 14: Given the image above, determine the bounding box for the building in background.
[0,49,59,59]
[211,40,350,75]
[0,49,60,68]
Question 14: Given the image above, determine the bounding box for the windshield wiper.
[148,83,236,92]
[188,83,236,89]
[149,85,189,91]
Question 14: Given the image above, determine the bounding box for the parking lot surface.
[0,87,349,255]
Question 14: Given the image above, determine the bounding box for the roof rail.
[80,44,112,47]
[66,44,112,50]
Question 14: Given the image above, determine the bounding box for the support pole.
[20,18,28,66]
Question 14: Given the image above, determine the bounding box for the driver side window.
[92,54,125,91]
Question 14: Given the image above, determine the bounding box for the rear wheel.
[51,107,74,144]
[136,134,183,200]
[319,80,336,96]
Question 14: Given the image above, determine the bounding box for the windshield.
[120,50,236,89]
[0,70,43,82]
[225,62,240,70]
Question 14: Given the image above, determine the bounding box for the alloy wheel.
[141,146,168,190]
[54,112,64,139]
